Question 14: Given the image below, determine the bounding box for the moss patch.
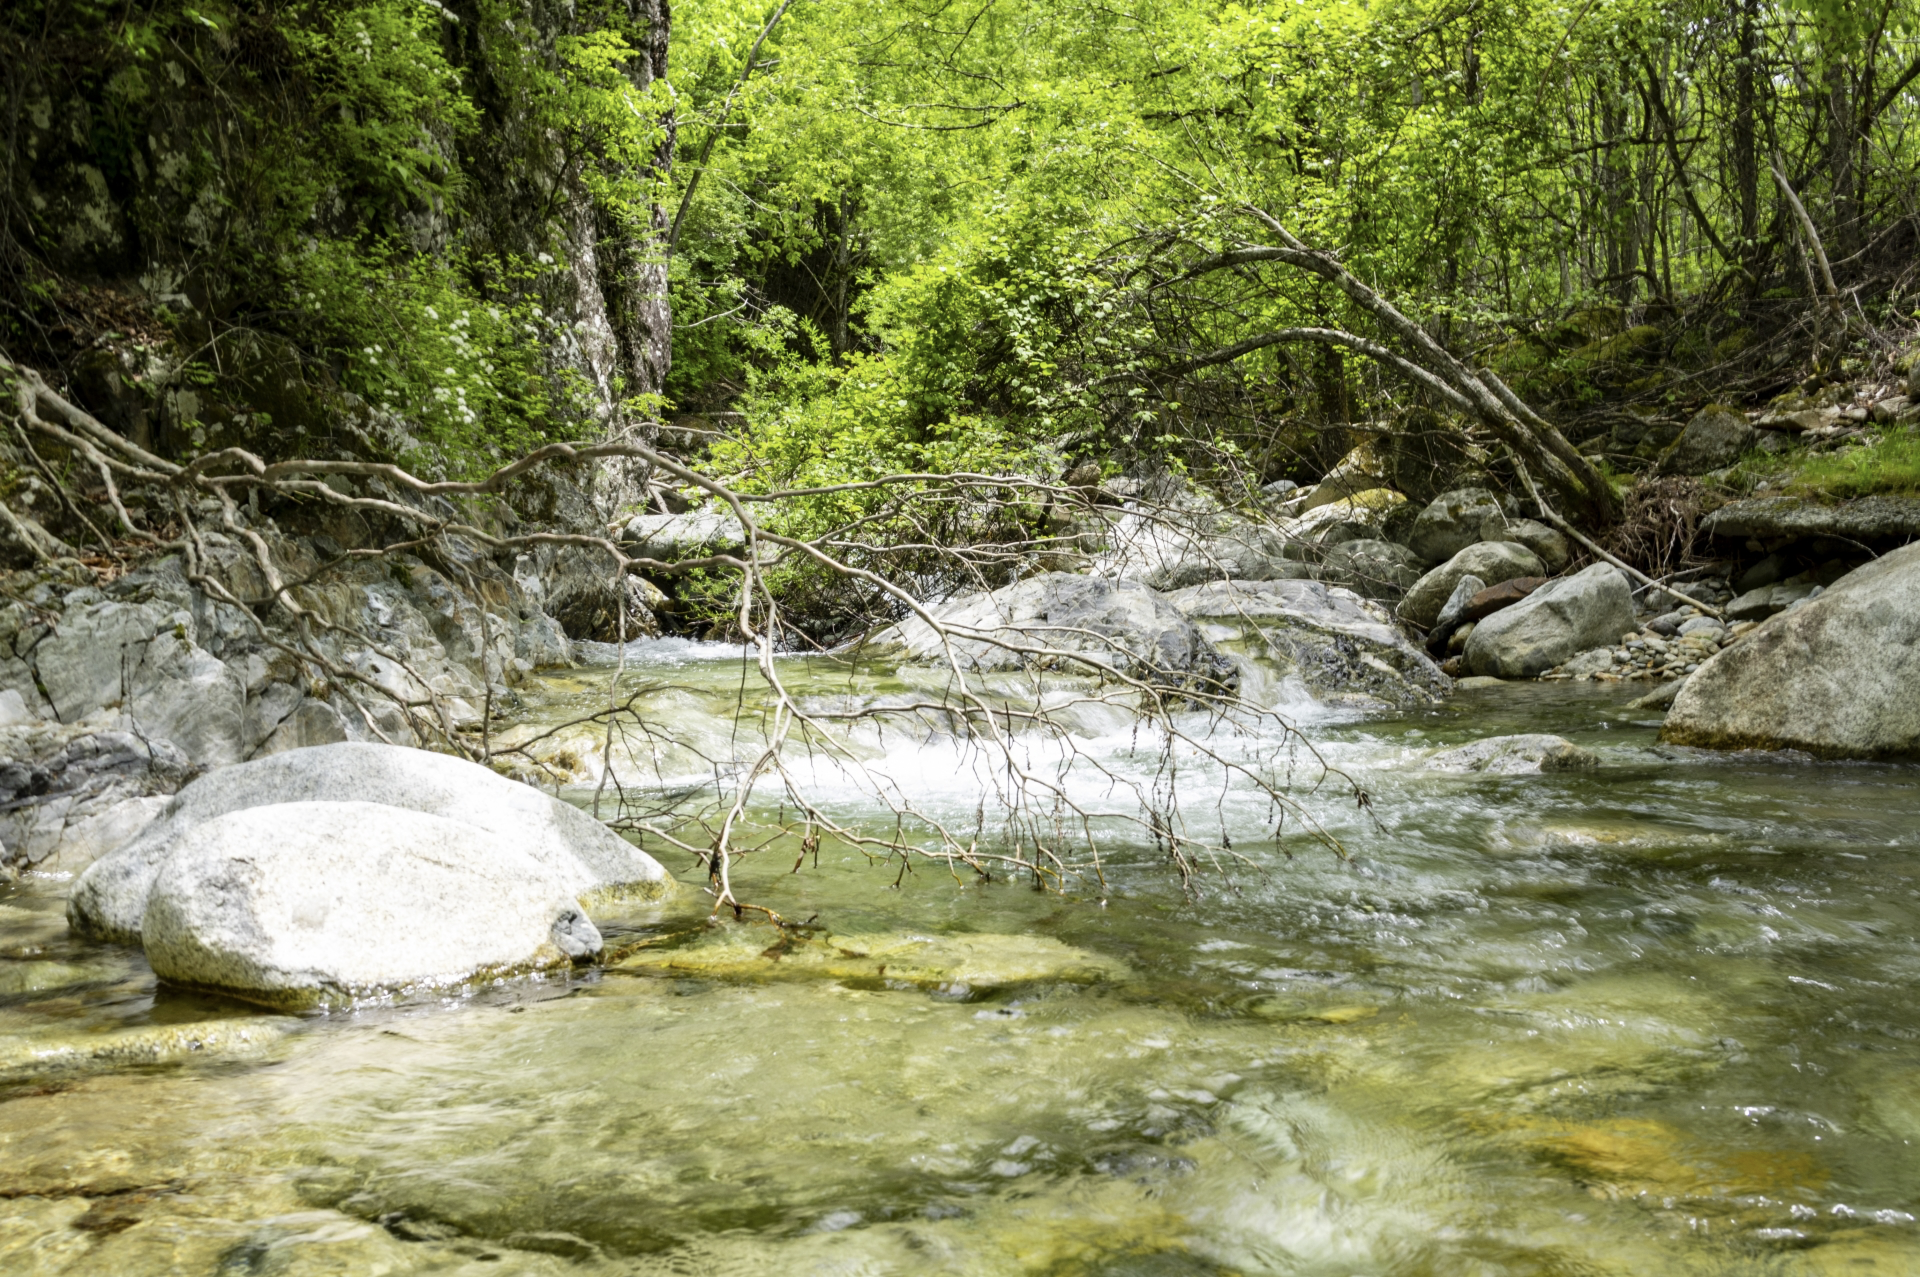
[611,927,1129,991]
[1710,420,1920,501]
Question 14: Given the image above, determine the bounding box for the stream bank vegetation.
[7,0,1920,908]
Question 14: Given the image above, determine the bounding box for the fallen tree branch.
[1514,463,1725,620]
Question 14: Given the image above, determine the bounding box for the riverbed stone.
[1464,563,1635,678]
[863,572,1233,688]
[1482,517,1571,572]
[0,1017,295,1088]
[140,802,600,1010]
[1317,538,1424,601]
[1556,646,1616,679]
[1399,542,1548,629]
[1165,578,1450,707]
[1462,576,1550,623]
[1432,574,1487,634]
[1285,488,1407,546]
[1298,442,1390,509]
[69,741,671,945]
[1655,406,1755,476]
[613,927,1127,991]
[1701,494,1920,546]
[1428,734,1599,774]
[1137,515,1296,590]
[1662,541,1920,757]
[1726,581,1821,620]
[1408,488,1506,564]
[1628,680,1686,710]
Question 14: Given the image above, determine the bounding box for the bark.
[1733,0,1759,255]
[1825,60,1858,259]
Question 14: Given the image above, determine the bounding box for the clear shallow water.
[3,643,1920,1274]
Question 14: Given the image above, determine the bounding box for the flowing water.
[4,641,1920,1275]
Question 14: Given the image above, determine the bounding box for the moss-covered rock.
[613,928,1129,991]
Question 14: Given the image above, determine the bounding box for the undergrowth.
[1715,428,1920,501]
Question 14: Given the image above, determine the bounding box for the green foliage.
[662,0,1920,499]
[1727,431,1920,500]
[4,0,676,476]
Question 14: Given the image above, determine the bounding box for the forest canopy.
[5,0,1919,527]
[667,0,1920,493]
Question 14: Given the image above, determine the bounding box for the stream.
[3,639,1919,1275]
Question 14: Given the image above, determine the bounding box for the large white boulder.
[141,803,602,1010]
[1463,563,1634,678]
[69,742,671,944]
[1662,542,1920,757]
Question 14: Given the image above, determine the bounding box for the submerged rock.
[70,742,672,945]
[613,928,1127,991]
[1164,578,1450,707]
[1464,563,1634,678]
[861,572,1233,688]
[0,1017,295,1088]
[1427,734,1599,774]
[142,802,600,1010]
[1662,542,1920,757]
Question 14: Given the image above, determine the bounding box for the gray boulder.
[1481,516,1571,573]
[1463,563,1634,678]
[0,725,188,875]
[69,742,672,944]
[1408,488,1505,564]
[1628,680,1686,711]
[1164,578,1449,707]
[258,698,351,755]
[1662,542,1920,757]
[1871,395,1912,424]
[620,508,745,560]
[1726,581,1821,620]
[1554,646,1616,679]
[1399,542,1548,629]
[1428,734,1599,774]
[32,600,248,767]
[1432,575,1487,634]
[1656,406,1756,476]
[1701,495,1920,546]
[141,802,601,1010]
[862,573,1232,687]
[1317,538,1425,601]
[1141,518,1296,590]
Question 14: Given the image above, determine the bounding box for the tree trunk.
[1733,0,1759,256]
[1826,59,1858,259]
